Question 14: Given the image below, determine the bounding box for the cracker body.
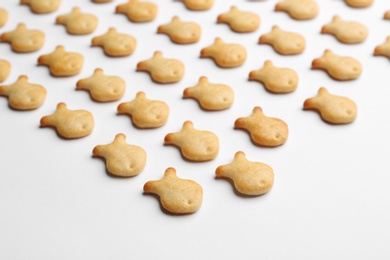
[136,51,184,84]
[92,28,137,57]
[144,167,203,214]
[345,0,373,8]
[116,0,158,23]
[304,87,357,124]
[312,49,362,81]
[216,151,274,196]
[275,0,318,20]
[183,76,234,110]
[249,60,298,93]
[200,37,247,68]
[40,103,94,139]
[1,23,45,53]
[38,46,84,77]
[117,92,169,128]
[182,0,213,10]
[164,121,219,161]
[321,16,368,44]
[158,16,201,44]
[217,6,260,33]
[92,0,113,3]
[0,8,8,27]
[385,10,390,20]
[0,75,46,110]
[20,0,61,13]
[93,133,146,177]
[0,60,11,83]
[56,7,98,35]
[259,26,305,55]
[76,68,126,102]
[235,107,288,147]
[374,37,390,59]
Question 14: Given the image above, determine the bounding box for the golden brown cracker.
[92,0,113,3]
[374,36,390,59]
[384,10,390,20]
[248,60,298,93]
[0,75,46,110]
[217,6,260,33]
[164,121,219,161]
[0,60,11,83]
[275,0,318,20]
[303,87,357,124]
[1,23,45,53]
[259,26,305,55]
[20,0,61,14]
[0,8,8,27]
[181,0,213,11]
[183,76,234,110]
[321,15,368,44]
[40,102,94,139]
[116,0,158,23]
[157,16,201,44]
[235,106,288,147]
[200,37,247,68]
[136,51,184,84]
[76,68,126,102]
[117,92,169,128]
[345,0,373,8]
[216,151,274,196]
[143,167,203,214]
[93,133,147,177]
[37,45,84,77]
[311,49,362,80]
[56,7,98,35]
[91,28,137,57]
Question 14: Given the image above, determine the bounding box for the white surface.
[1,0,390,259]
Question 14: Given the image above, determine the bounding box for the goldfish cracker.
[303,87,357,124]
[144,167,203,214]
[164,121,219,161]
[216,151,274,196]
[200,37,247,68]
[1,23,45,53]
[136,51,184,84]
[93,133,146,177]
[311,49,362,80]
[235,106,288,147]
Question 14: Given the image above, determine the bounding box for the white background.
[1,0,390,259]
